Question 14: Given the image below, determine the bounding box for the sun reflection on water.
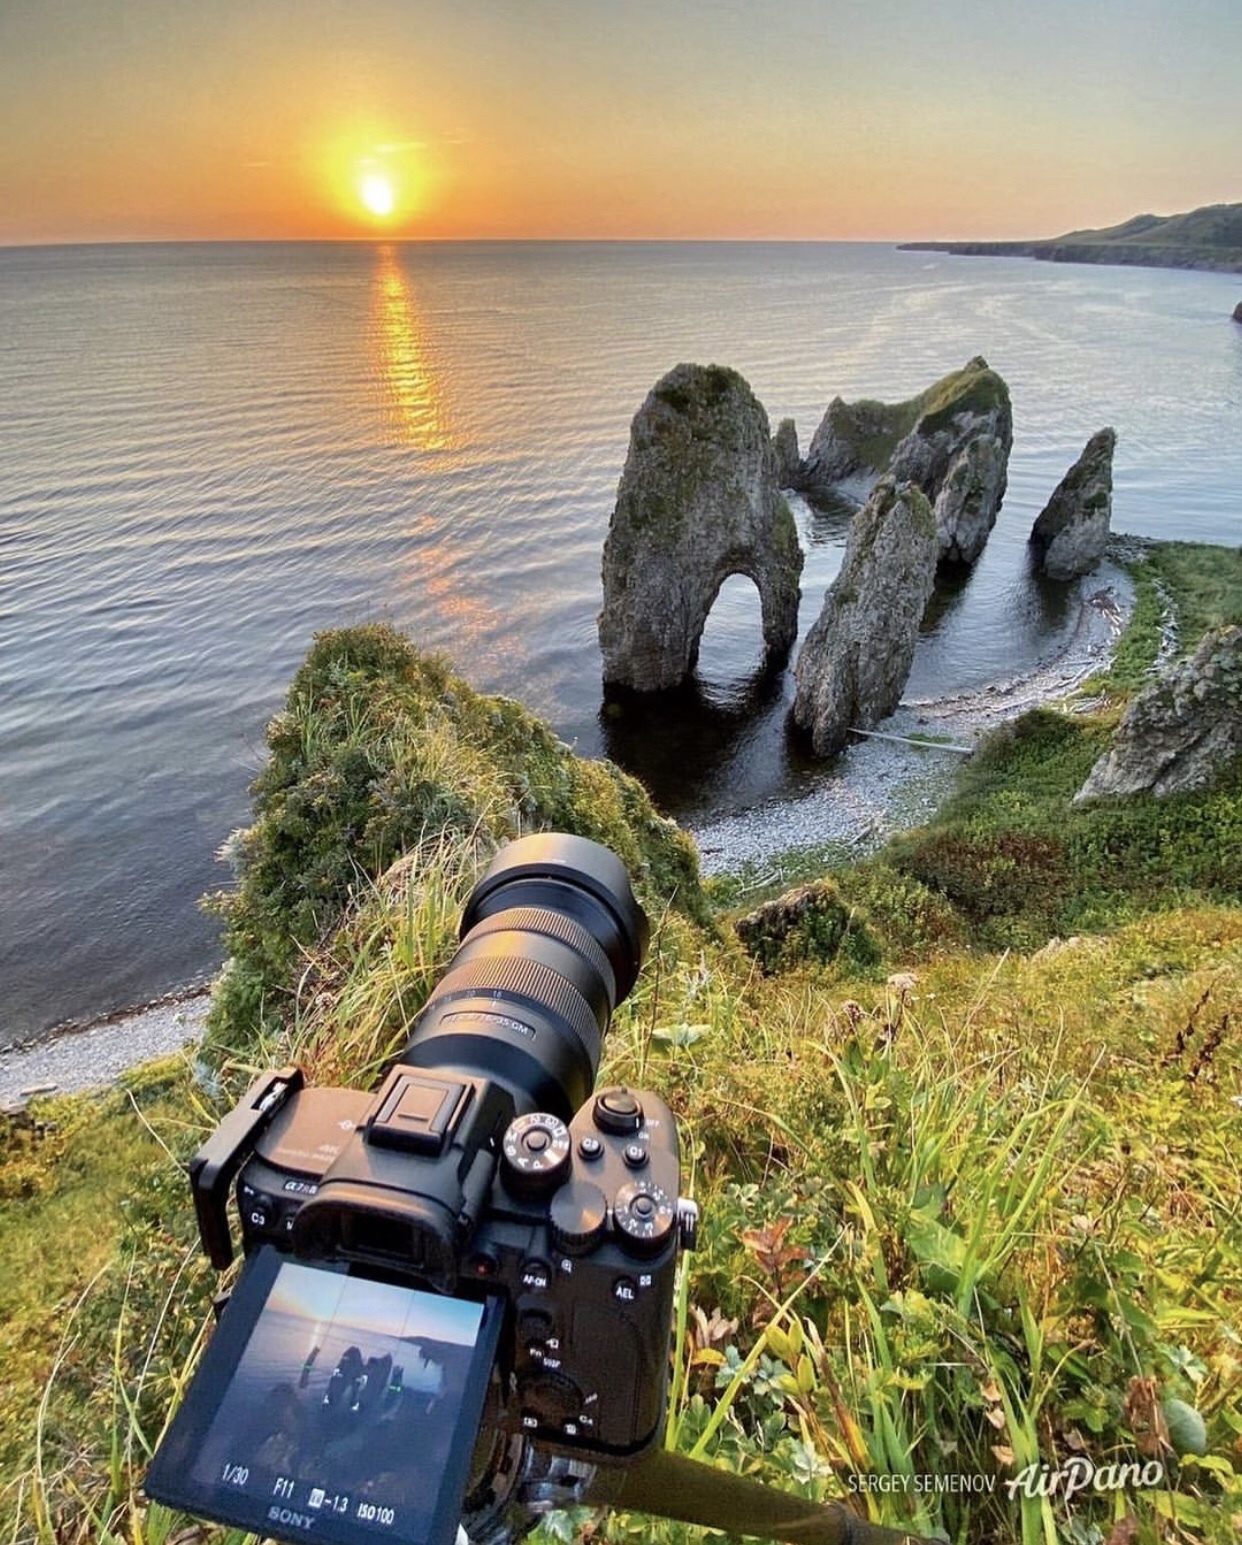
[368,245,506,661]
[371,245,455,452]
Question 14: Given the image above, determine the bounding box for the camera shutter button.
[592,1087,643,1135]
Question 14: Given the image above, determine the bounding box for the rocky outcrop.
[887,359,1013,563]
[799,358,1013,564]
[792,477,938,756]
[772,418,801,487]
[735,880,861,973]
[1233,301,1242,323]
[599,364,803,691]
[1029,428,1116,580]
[803,396,911,487]
[1075,625,1242,802]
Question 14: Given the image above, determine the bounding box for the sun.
[359,171,396,219]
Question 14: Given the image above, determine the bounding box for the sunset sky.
[1,0,1238,245]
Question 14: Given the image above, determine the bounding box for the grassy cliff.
[902,202,1242,274]
[3,563,1241,1545]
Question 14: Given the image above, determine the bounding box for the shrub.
[892,827,1069,944]
[734,880,880,975]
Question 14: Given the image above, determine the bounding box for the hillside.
[2,544,1241,1545]
[902,201,1242,274]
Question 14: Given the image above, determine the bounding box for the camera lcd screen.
[146,1247,502,1545]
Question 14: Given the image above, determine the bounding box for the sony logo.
[268,1505,316,1530]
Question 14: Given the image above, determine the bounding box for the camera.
[146,834,698,1545]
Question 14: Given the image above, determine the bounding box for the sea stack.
[1029,428,1117,580]
[799,357,1013,564]
[792,477,938,756]
[772,417,801,488]
[599,364,803,691]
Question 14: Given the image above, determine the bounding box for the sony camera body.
[193,1061,692,1457]
[146,834,697,1545]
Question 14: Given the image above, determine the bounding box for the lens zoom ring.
[433,957,602,1063]
[463,906,615,1000]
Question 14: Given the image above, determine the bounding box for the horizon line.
[0,234,946,254]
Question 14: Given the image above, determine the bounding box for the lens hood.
[460,833,649,1003]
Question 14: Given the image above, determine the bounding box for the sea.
[2,241,1240,1047]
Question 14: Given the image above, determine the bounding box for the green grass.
[3,602,1241,1545]
[1079,539,1242,700]
[0,1058,222,1542]
[1145,541,1242,641]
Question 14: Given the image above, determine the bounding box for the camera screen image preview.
[152,1255,498,1545]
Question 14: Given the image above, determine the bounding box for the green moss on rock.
[734,879,880,973]
[913,356,1009,438]
[806,358,1009,485]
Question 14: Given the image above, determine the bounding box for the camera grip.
[189,1066,304,1267]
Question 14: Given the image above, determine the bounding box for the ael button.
[592,1087,643,1136]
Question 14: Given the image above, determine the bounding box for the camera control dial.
[613,1180,676,1257]
[517,1369,584,1431]
[501,1112,572,1199]
[549,1178,609,1254]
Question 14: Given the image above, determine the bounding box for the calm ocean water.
[2,241,1240,1046]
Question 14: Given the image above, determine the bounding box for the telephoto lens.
[399,833,650,1120]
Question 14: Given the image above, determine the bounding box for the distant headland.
[902,201,1242,275]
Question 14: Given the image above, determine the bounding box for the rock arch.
[599,364,803,691]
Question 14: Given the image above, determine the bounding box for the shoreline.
[0,562,1136,1110]
[690,560,1133,876]
[0,986,212,1112]
[899,239,1242,276]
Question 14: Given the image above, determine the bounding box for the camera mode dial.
[613,1180,676,1258]
[501,1112,572,1199]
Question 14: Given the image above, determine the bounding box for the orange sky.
[1,0,1238,245]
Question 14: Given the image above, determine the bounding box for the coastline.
[0,987,211,1112]
[691,560,1133,876]
[899,240,1242,276]
[0,563,1135,1111]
